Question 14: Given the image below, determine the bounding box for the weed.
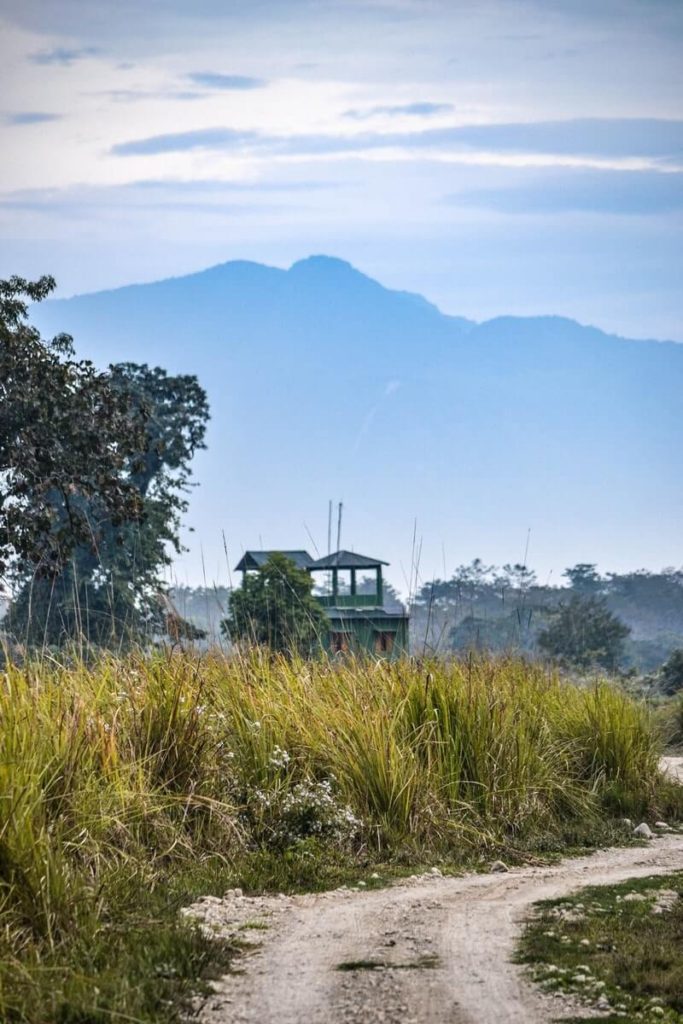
[518,871,683,1022]
[0,650,679,1021]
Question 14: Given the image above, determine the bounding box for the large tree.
[538,595,630,671]
[7,363,209,647]
[222,553,327,656]
[0,276,145,580]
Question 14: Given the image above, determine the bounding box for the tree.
[0,275,146,580]
[222,554,327,656]
[538,595,630,671]
[7,363,209,647]
[660,649,683,695]
[563,563,603,594]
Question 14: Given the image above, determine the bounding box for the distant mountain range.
[32,256,683,583]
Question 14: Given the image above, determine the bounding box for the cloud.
[344,102,454,119]
[110,118,683,165]
[6,111,62,125]
[126,178,338,192]
[29,45,101,66]
[111,128,259,156]
[187,72,266,90]
[0,179,333,213]
[444,169,683,215]
[93,88,207,103]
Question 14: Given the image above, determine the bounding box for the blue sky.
[0,0,681,339]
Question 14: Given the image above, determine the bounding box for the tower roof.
[234,550,314,572]
[310,550,388,570]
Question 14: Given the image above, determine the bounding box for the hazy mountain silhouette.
[33,256,683,580]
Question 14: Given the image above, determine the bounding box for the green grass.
[517,871,683,1023]
[1,649,681,1022]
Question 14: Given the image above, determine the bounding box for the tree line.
[410,559,683,674]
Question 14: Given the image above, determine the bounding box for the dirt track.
[189,757,683,1024]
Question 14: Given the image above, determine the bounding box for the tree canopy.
[537,595,631,671]
[222,553,327,656]
[0,276,145,580]
[1,277,209,648]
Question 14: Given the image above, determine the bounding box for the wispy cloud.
[91,88,207,103]
[6,111,62,125]
[0,179,332,212]
[126,178,339,192]
[344,102,454,119]
[187,72,266,90]
[110,118,683,165]
[29,46,101,66]
[444,168,683,216]
[111,128,260,156]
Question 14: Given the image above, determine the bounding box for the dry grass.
[0,649,680,1022]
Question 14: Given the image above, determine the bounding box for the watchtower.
[308,550,409,657]
[233,548,409,658]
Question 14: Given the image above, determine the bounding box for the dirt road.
[190,757,683,1024]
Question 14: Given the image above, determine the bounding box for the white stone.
[633,822,653,839]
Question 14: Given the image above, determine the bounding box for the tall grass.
[0,650,679,1021]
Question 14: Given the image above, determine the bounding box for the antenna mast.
[336,501,343,552]
[327,500,332,556]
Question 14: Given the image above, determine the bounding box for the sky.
[1,0,682,340]
[1,0,682,592]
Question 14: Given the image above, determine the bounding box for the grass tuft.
[0,650,680,1021]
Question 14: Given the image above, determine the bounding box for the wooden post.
[377,566,383,606]
[350,568,357,596]
[332,568,339,603]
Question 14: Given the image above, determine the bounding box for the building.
[234,548,409,658]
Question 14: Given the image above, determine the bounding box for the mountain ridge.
[31,254,683,584]
[44,255,679,348]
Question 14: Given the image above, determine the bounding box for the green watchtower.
[309,550,409,658]
[234,548,409,658]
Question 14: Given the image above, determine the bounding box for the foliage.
[0,650,679,1021]
[222,553,328,655]
[6,363,209,648]
[0,276,145,581]
[660,649,683,696]
[411,560,683,671]
[518,872,683,1021]
[538,595,631,671]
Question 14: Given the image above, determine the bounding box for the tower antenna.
[327,500,332,556]
[336,501,343,552]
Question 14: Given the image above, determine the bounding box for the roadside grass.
[517,871,683,1023]
[654,695,683,753]
[1,649,682,1022]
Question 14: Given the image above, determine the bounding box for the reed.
[0,650,678,1022]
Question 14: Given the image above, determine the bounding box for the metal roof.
[326,607,408,621]
[311,550,389,570]
[234,550,314,572]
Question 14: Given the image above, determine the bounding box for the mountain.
[32,256,683,584]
